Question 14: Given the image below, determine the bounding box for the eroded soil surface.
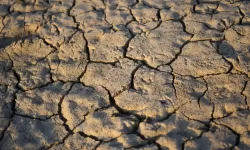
[0,0,250,149]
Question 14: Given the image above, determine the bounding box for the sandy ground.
[0,0,250,149]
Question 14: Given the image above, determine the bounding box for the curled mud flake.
[15,82,72,119]
[127,21,159,35]
[211,12,241,30]
[139,112,205,139]
[174,75,207,107]
[204,74,248,118]
[85,30,131,62]
[131,2,158,24]
[184,13,225,41]
[219,26,250,77]
[243,81,250,107]
[235,132,250,150]
[4,37,55,90]
[75,107,139,141]
[62,84,109,129]
[115,90,169,120]
[127,21,191,68]
[5,37,54,67]
[217,1,241,13]
[240,1,250,24]
[179,98,213,123]
[0,4,10,16]
[16,59,52,91]
[97,134,147,149]
[0,17,4,33]
[47,0,74,14]
[215,110,250,134]
[49,32,88,81]
[105,8,133,26]
[195,3,218,14]
[51,133,99,150]
[1,13,25,38]
[0,116,68,149]
[104,0,137,8]
[115,66,176,120]
[81,58,138,96]
[138,112,205,149]
[24,12,44,34]
[38,13,76,46]
[133,66,176,105]
[142,0,196,10]
[172,41,230,77]
[184,19,224,41]
[160,9,186,21]
[0,75,16,139]
[185,124,237,150]
[10,0,49,13]
[76,0,105,11]
[75,11,111,31]
[129,144,159,150]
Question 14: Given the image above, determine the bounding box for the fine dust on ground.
[0,0,250,149]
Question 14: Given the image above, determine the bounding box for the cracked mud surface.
[0,0,250,149]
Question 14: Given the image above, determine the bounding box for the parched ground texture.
[0,0,250,149]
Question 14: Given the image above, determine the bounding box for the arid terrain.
[0,0,250,149]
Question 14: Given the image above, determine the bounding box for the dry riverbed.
[0,0,250,149]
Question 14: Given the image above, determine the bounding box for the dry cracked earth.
[0,0,250,149]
